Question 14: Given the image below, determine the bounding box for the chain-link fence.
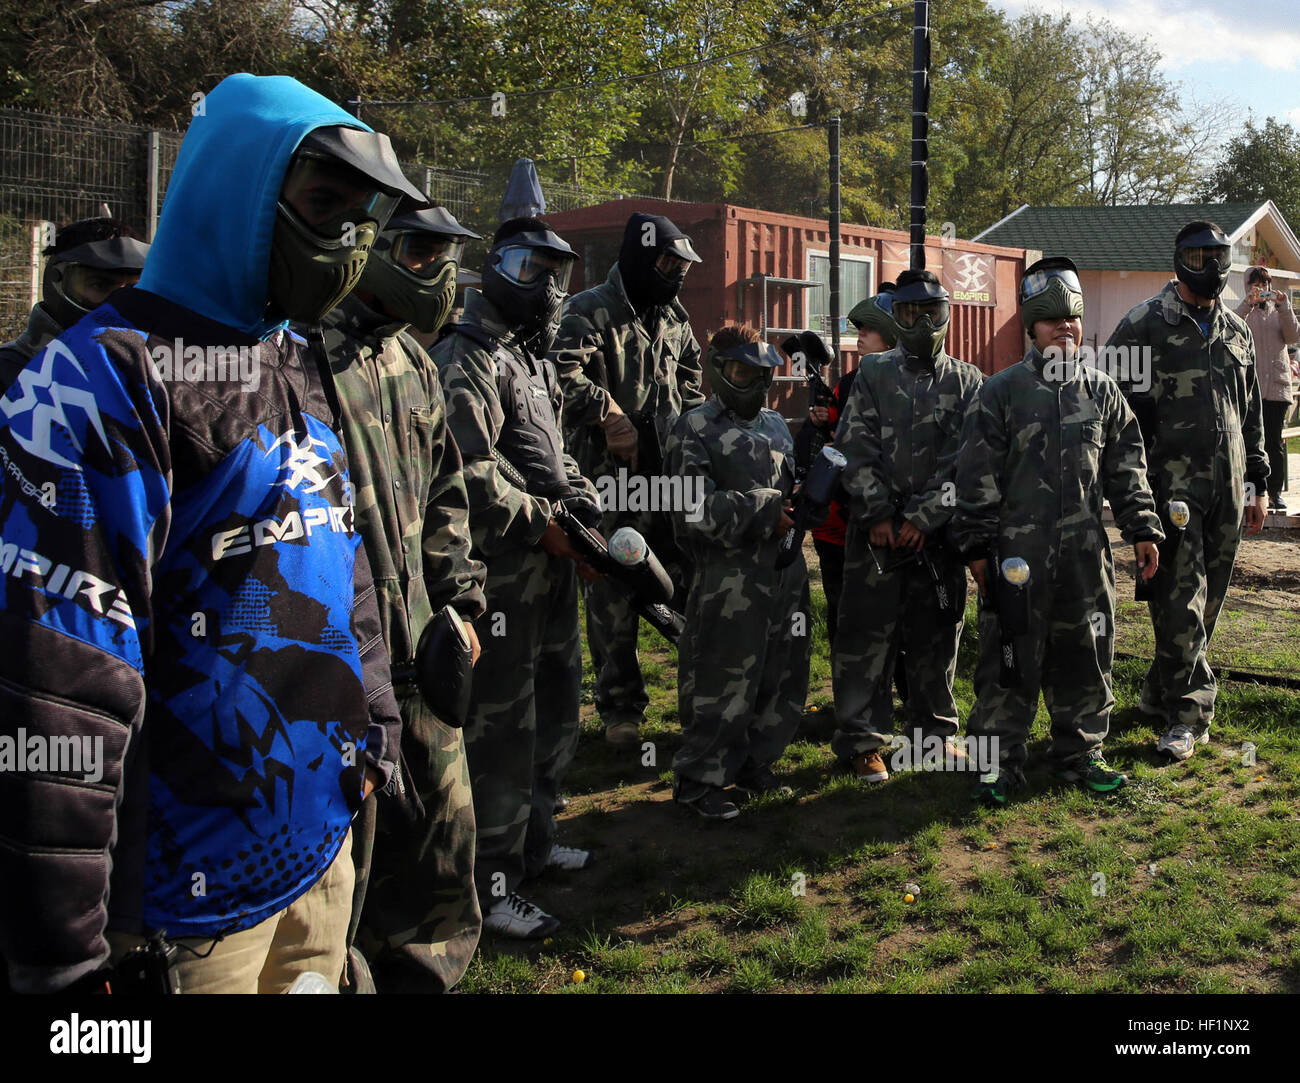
[0,107,658,340]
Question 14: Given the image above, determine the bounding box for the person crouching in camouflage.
[311,204,488,992]
[430,218,600,937]
[664,324,811,820]
[1104,222,1268,761]
[830,269,984,783]
[953,257,1164,806]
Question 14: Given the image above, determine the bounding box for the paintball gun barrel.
[492,450,685,642]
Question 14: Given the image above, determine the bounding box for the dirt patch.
[1110,527,1300,598]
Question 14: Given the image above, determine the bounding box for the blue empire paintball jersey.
[0,72,402,994]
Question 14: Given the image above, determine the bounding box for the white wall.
[1078,270,1177,349]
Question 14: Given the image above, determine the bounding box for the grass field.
[460,536,1300,994]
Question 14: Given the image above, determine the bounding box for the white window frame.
[805,248,876,337]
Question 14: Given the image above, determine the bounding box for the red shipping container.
[544,199,1033,419]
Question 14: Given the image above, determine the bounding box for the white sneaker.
[483,892,561,939]
[546,844,594,871]
[1157,724,1210,761]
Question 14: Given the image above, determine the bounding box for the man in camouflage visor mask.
[0,217,149,396]
[267,125,424,324]
[891,274,951,361]
[552,212,705,747]
[954,257,1163,806]
[702,338,779,420]
[831,268,983,783]
[666,326,810,820]
[1105,220,1268,763]
[355,206,480,334]
[309,199,487,991]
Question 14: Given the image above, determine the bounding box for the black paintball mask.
[1174,224,1232,300]
[360,205,480,334]
[43,235,151,329]
[481,222,578,355]
[704,340,783,420]
[891,274,951,362]
[267,125,429,323]
[617,212,702,310]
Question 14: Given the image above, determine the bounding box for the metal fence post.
[146,130,161,240]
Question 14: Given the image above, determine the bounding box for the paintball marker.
[778,445,846,569]
[988,554,1030,688]
[1135,499,1188,601]
[491,449,685,643]
[868,529,963,624]
[782,330,836,414]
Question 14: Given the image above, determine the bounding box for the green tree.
[1202,117,1300,228]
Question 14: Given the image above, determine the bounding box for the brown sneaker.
[852,751,889,782]
[604,721,640,746]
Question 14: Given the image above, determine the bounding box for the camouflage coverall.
[664,399,811,787]
[830,348,984,760]
[1105,281,1269,733]
[318,296,487,992]
[553,264,703,729]
[951,349,1164,766]
[431,290,595,909]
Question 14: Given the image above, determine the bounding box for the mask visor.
[494,245,574,291]
[390,232,464,278]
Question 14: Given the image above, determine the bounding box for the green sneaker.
[1056,751,1127,793]
[973,764,1026,807]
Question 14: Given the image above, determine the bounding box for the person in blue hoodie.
[0,73,428,994]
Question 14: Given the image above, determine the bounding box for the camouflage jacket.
[1106,280,1269,498]
[0,302,62,397]
[834,347,984,537]
[664,397,795,562]
[430,290,596,560]
[951,347,1164,567]
[317,297,486,668]
[552,263,704,479]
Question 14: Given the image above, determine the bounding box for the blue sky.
[989,0,1300,130]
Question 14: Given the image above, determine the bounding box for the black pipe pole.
[829,116,841,365]
[910,1,930,270]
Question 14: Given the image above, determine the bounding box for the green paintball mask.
[847,289,899,349]
[704,340,783,420]
[359,206,481,333]
[1019,256,1084,333]
[891,276,950,360]
[267,127,427,323]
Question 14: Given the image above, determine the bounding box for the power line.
[532,124,818,165]
[352,4,906,111]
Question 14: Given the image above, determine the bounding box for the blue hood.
[138,73,372,339]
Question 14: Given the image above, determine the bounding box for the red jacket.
[811,367,858,546]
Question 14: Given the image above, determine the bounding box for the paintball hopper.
[996,556,1031,687]
[1136,500,1188,601]
[778,445,846,569]
[609,526,675,605]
